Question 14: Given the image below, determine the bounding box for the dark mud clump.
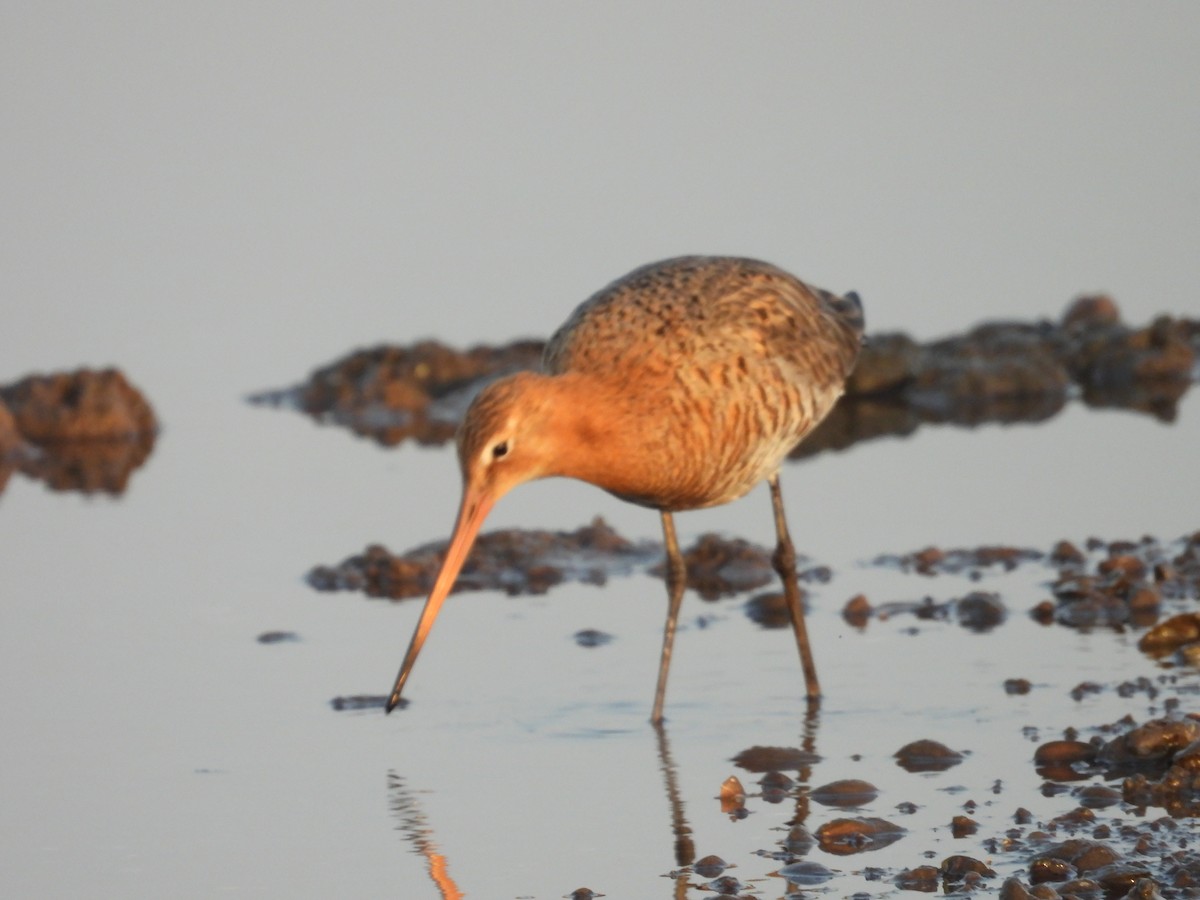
[873,544,1043,577]
[248,339,544,446]
[251,297,1200,455]
[861,591,1007,633]
[0,367,158,495]
[730,745,822,773]
[308,517,661,600]
[815,816,907,855]
[894,739,965,773]
[797,297,1198,460]
[649,533,778,599]
[808,779,880,808]
[311,522,838,609]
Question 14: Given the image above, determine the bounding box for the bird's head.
[385,371,562,712]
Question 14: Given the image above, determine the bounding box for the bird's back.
[542,256,864,510]
[545,256,861,384]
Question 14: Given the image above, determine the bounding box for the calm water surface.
[4,5,1200,896]
[2,377,1197,896]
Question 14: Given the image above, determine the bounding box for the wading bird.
[386,256,864,722]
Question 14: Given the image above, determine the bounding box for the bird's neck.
[544,373,664,505]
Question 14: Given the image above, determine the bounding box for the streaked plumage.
[387,256,864,721]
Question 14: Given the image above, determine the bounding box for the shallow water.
[4,5,1200,897]
[2,374,1198,896]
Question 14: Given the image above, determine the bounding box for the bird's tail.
[823,289,865,341]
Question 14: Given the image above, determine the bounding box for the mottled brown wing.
[544,256,863,392]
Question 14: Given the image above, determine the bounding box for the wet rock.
[1072,784,1122,809]
[894,739,965,773]
[956,590,1007,631]
[757,771,792,803]
[757,771,794,791]
[952,815,979,838]
[1139,613,1200,657]
[309,517,660,601]
[1030,856,1077,884]
[1051,540,1088,566]
[815,817,906,855]
[1094,866,1157,898]
[942,854,996,883]
[1006,678,1033,695]
[1098,718,1200,771]
[1035,741,1098,766]
[1099,555,1148,581]
[1123,765,1200,817]
[730,745,821,772]
[1000,875,1038,900]
[719,776,745,805]
[1048,806,1097,832]
[1030,599,1057,624]
[809,779,879,808]
[895,865,940,891]
[565,888,605,900]
[843,593,872,626]
[1034,839,1121,877]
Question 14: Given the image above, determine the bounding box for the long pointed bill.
[385,487,495,713]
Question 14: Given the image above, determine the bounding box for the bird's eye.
[492,441,509,459]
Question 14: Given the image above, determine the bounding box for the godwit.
[386,256,864,722]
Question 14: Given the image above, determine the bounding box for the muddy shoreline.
[249,297,1199,458]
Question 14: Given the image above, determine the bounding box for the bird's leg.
[651,511,687,725]
[768,474,821,703]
